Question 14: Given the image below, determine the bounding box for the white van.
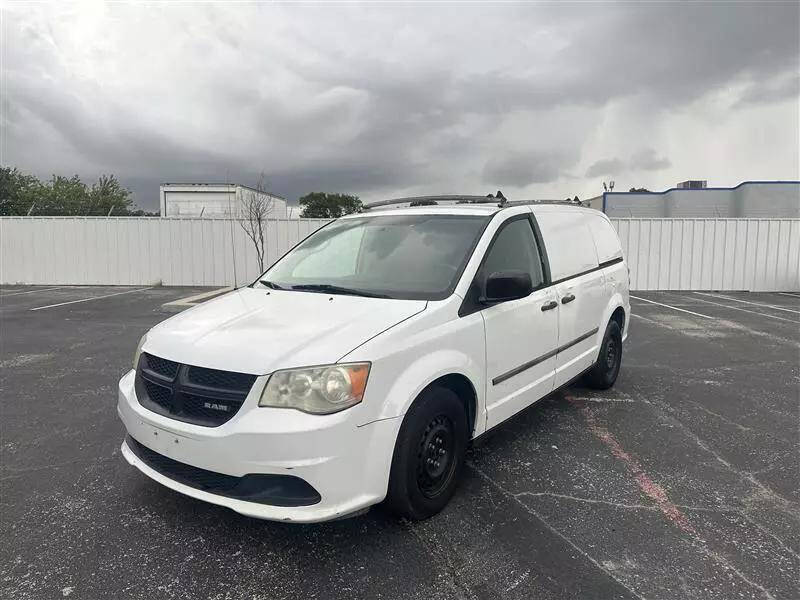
[118,198,630,522]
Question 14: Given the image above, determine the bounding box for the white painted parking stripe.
[631,313,662,325]
[30,287,154,311]
[777,292,800,299]
[695,292,800,315]
[682,294,800,324]
[1,286,68,297]
[162,286,233,308]
[629,295,715,319]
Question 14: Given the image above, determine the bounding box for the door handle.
[541,300,558,311]
[561,293,576,304]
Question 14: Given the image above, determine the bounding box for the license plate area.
[134,420,191,458]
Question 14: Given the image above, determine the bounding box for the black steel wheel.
[416,415,457,499]
[385,386,468,520]
[605,336,618,371]
[585,320,623,390]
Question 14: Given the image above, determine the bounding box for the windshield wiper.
[259,280,286,290]
[289,284,390,299]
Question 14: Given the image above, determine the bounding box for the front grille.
[143,379,172,411]
[135,353,257,427]
[186,366,256,392]
[126,435,321,506]
[143,353,180,379]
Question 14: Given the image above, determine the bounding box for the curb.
[161,286,234,312]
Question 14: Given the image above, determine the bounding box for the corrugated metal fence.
[1,217,798,291]
[0,217,329,287]
[611,218,800,291]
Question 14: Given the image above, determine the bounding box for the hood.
[143,287,427,374]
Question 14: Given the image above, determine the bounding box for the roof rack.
[363,194,584,211]
[504,199,584,207]
[362,195,502,210]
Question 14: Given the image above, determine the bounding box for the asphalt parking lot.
[1,285,798,600]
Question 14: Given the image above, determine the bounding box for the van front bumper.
[117,370,402,523]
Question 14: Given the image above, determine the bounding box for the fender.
[348,347,484,505]
[594,292,629,360]
[372,349,485,434]
[342,296,488,435]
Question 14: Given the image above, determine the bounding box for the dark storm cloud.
[629,149,671,172]
[586,150,670,177]
[734,73,800,108]
[483,151,571,187]
[3,2,798,209]
[586,158,625,178]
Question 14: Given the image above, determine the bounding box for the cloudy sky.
[3,2,798,210]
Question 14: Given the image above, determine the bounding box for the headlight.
[259,363,370,414]
[133,333,148,370]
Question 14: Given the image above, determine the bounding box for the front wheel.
[384,387,467,520]
[585,320,622,390]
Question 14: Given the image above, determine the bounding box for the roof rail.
[362,193,584,211]
[362,195,502,210]
[504,199,584,207]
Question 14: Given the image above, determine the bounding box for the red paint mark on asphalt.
[568,395,696,535]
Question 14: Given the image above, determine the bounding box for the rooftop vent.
[677,180,707,189]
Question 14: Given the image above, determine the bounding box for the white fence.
[0,217,329,287]
[1,217,798,291]
[611,218,800,291]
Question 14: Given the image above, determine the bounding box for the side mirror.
[482,270,533,304]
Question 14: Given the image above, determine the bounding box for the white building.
[587,181,800,218]
[160,183,290,218]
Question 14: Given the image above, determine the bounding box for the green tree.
[88,174,134,215]
[38,175,89,215]
[298,192,361,218]
[0,167,42,215]
[0,168,136,215]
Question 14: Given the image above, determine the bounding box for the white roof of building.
[161,182,287,201]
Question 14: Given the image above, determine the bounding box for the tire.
[384,386,468,520]
[585,320,623,390]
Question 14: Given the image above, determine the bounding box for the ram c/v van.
[118,196,630,522]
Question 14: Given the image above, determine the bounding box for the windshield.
[259,214,490,300]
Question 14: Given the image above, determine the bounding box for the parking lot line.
[30,287,154,311]
[631,313,661,325]
[629,295,714,319]
[1,286,68,297]
[683,294,800,324]
[162,286,233,310]
[695,292,800,315]
[777,292,800,299]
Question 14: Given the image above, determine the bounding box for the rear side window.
[534,211,599,282]
[587,215,623,264]
[481,218,545,288]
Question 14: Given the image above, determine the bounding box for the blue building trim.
[601,180,800,213]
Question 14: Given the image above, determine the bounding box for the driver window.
[481,218,544,288]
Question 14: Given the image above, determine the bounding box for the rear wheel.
[585,320,622,390]
[384,387,467,520]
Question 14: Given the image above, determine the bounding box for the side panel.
[588,211,630,345]
[587,213,624,263]
[535,211,599,282]
[482,287,559,430]
[552,269,606,388]
[535,210,606,387]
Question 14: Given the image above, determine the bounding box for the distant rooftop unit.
[677,180,707,189]
[159,183,290,219]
